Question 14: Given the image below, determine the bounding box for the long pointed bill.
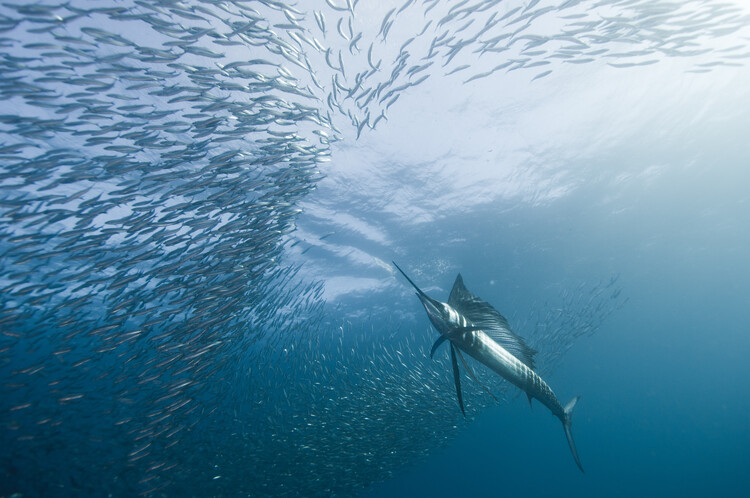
[392,261,427,297]
[392,261,443,310]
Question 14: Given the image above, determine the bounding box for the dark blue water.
[368,245,750,497]
[362,161,750,497]
[2,1,749,496]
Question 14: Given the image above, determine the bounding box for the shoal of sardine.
[0,0,744,496]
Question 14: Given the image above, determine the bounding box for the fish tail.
[562,396,584,472]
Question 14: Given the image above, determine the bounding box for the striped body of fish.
[393,262,584,472]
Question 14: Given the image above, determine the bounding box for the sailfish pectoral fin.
[430,335,447,359]
[453,347,498,402]
[449,343,465,417]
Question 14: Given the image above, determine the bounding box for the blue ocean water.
[1,1,749,497]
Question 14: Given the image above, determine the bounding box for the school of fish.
[0,0,747,496]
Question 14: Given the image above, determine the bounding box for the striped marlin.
[393,262,584,472]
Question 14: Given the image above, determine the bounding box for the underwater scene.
[1,0,749,496]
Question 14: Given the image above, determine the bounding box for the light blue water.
[360,110,750,496]
[1,1,749,496]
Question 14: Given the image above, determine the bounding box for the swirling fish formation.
[0,0,745,496]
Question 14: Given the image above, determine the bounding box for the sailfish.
[393,262,584,472]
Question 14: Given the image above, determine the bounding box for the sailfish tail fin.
[563,396,584,472]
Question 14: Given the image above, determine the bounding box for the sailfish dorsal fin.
[448,274,537,370]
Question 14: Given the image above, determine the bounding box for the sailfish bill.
[393,261,584,472]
